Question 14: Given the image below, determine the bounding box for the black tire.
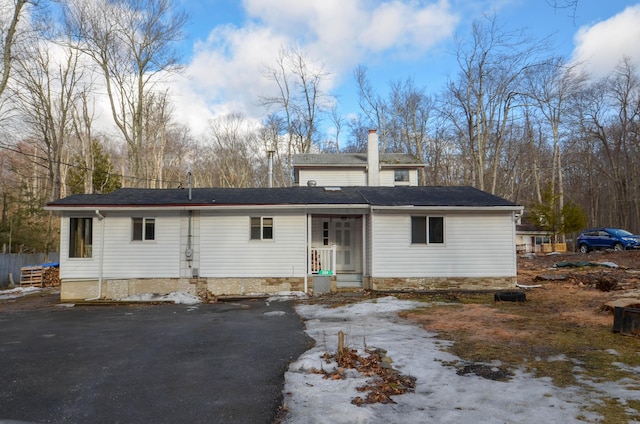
[579,244,589,254]
[494,291,526,302]
[613,242,624,251]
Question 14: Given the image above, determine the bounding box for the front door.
[334,219,355,272]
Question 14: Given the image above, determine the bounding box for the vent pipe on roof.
[267,150,275,188]
[187,171,192,200]
[367,129,380,187]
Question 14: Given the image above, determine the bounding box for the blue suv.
[577,228,640,253]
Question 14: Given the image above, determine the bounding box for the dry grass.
[399,251,640,422]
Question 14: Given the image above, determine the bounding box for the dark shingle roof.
[356,186,519,207]
[293,153,423,167]
[48,186,519,209]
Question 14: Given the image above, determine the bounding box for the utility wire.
[0,142,186,188]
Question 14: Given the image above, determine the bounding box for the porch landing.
[336,273,363,288]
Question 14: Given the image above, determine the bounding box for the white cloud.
[572,4,640,78]
[177,0,459,133]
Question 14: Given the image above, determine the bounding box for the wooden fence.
[0,253,59,288]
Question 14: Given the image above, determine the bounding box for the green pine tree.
[67,141,121,194]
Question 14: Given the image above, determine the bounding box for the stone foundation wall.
[60,275,516,301]
[60,278,196,301]
[206,277,305,296]
[370,276,517,292]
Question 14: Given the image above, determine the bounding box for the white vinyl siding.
[299,168,418,187]
[200,212,307,277]
[298,169,366,187]
[60,211,181,280]
[379,169,418,186]
[60,214,99,279]
[371,212,516,278]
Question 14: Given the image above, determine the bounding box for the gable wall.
[370,211,517,278]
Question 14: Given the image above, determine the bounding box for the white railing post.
[331,244,337,275]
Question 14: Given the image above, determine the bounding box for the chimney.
[367,129,379,186]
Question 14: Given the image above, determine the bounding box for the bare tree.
[259,113,287,186]
[574,58,640,230]
[13,33,85,202]
[260,47,331,184]
[442,16,541,194]
[141,89,172,188]
[523,58,586,242]
[70,88,97,194]
[354,65,394,151]
[63,0,187,187]
[0,0,30,98]
[389,78,435,184]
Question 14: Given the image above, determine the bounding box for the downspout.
[186,172,194,270]
[186,210,193,264]
[86,210,105,301]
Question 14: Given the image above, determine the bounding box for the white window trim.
[410,215,446,246]
[132,217,156,242]
[250,216,274,241]
[69,217,93,259]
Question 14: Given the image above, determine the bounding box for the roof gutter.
[370,205,524,212]
[45,203,372,212]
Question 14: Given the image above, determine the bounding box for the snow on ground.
[0,286,42,300]
[116,291,201,305]
[282,296,607,424]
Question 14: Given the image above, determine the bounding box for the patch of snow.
[56,303,75,308]
[264,310,287,317]
[282,296,608,424]
[547,354,569,362]
[0,286,42,300]
[266,291,308,305]
[606,349,620,356]
[116,291,201,305]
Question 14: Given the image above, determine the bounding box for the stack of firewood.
[42,266,60,287]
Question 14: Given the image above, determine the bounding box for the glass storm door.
[334,219,355,272]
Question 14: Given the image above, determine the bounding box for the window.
[69,217,93,258]
[411,216,444,244]
[250,217,273,240]
[394,169,410,183]
[322,221,329,246]
[428,216,444,244]
[411,216,427,244]
[132,218,155,241]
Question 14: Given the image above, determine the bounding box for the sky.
[5,287,638,422]
[167,0,640,138]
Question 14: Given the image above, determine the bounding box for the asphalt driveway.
[0,295,312,424]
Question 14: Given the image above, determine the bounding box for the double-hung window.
[411,216,444,244]
[69,217,93,258]
[132,218,155,241]
[394,169,410,184]
[250,217,273,240]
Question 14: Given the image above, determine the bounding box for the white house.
[46,131,523,301]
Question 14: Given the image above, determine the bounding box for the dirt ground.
[408,249,640,346]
